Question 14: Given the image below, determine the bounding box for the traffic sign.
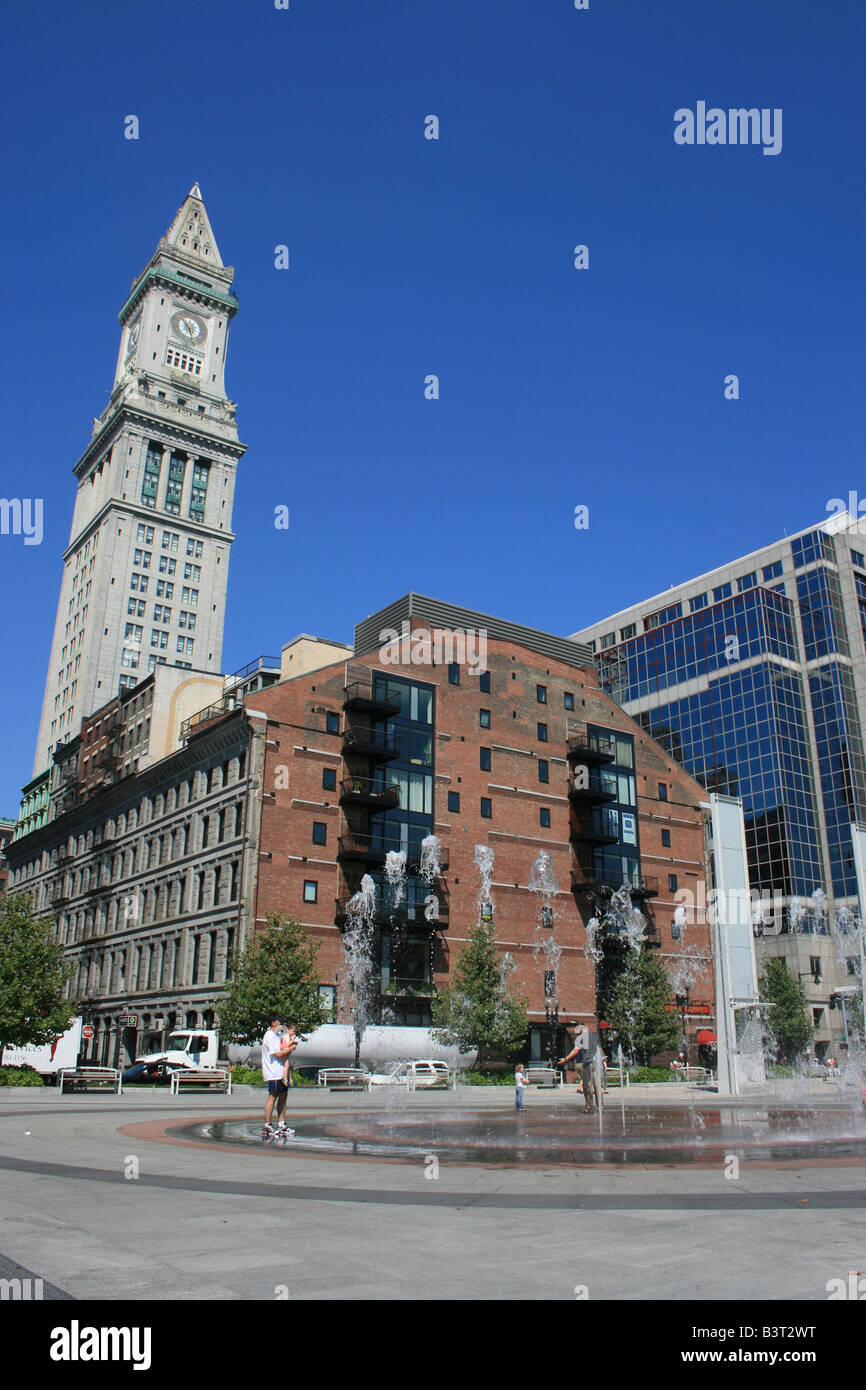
[82,1025,94,1040]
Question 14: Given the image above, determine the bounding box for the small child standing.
[515,1063,527,1112]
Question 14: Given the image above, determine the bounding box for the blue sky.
[1,0,863,810]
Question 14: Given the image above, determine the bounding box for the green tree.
[432,921,528,1057]
[217,915,327,1043]
[0,894,77,1049]
[759,957,813,1060]
[604,948,681,1064]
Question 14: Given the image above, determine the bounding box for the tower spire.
[161,185,224,269]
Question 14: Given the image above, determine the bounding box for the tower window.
[165,346,203,375]
[190,461,209,519]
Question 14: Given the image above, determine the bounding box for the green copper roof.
[118,265,238,323]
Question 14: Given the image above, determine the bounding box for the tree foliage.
[759,957,813,1060]
[432,921,528,1056]
[0,894,77,1049]
[217,915,327,1043]
[603,947,681,1064]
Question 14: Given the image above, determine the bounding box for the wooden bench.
[524,1066,563,1088]
[317,1067,370,1091]
[169,1068,232,1094]
[59,1067,122,1095]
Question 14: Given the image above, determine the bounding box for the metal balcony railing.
[337,834,449,872]
[566,724,616,764]
[570,810,620,845]
[567,772,617,803]
[343,680,402,715]
[341,726,399,759]
[339,777,401,809]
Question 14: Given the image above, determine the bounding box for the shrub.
[229,1065,314,1088]
[458,1069,515,1086]
[0,1065,45,1087]
[627,1066,674,1083]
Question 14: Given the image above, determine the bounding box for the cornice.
[75,400,247,479]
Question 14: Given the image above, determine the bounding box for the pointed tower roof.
[161,184,225,269]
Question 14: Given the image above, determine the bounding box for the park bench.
[169,1068,232,1095]
[604,1069,630,1088]
[317,1067,370,1091]
[670,1066,711,1085]
[59,1066,122,1095]
[524,1066,563,1088]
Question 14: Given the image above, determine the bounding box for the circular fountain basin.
[197,1103,866,1168]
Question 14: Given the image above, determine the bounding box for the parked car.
[121,1061,174,1085]
[368,1059,452,1088]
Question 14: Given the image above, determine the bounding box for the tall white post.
[847,824,866,1041]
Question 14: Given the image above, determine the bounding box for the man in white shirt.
[261,1014,298,1138]
[558,1018,600,1114]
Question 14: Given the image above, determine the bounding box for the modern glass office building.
[570,512,866,1056]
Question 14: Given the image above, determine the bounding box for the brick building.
[250,595,715,1060]
[6,596,716,1067]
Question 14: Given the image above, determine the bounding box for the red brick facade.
[249,631,714,1052]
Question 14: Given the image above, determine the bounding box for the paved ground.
[1,1083,863,1301]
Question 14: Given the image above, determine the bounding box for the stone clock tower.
[33,185,247,776]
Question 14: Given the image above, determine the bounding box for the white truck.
[132,1029,225,1073]
[133,1024,472,1077]
[0,1017,84,1080]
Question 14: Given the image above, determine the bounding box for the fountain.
[474,844,494,914]
[383,849,407,906]
[605,885,647,953]
[583,915,604,965]
[528,851,562,1064]
[418,834,442,885]
[342,874,377,1065]
[200,854,866,1173]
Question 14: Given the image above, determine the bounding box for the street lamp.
[675,985,692,1065]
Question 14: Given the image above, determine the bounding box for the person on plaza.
[515,1062,528,1112]
[558,1018,600,1115]
[261,1014,298,1140]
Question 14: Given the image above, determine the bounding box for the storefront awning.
[696,1029,716,1045]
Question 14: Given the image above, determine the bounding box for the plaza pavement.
[0,1082,863,1302]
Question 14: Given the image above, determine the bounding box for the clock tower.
[33,185,247,775]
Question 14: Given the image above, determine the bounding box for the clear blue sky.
[1,0,863,811]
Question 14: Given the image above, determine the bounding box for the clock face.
[171,310,206,344]
[126,318,141,357]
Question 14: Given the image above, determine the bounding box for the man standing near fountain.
[558,1018,600,1115]
[261,1014,298,1140]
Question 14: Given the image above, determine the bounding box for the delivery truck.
[0,1017,84,1080]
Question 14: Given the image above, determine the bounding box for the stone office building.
[6,664,268,1068]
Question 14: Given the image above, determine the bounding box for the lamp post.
[675,985,692,1066]
[544,970,560,1068]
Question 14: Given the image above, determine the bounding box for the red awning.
[696,1030,716,1045]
